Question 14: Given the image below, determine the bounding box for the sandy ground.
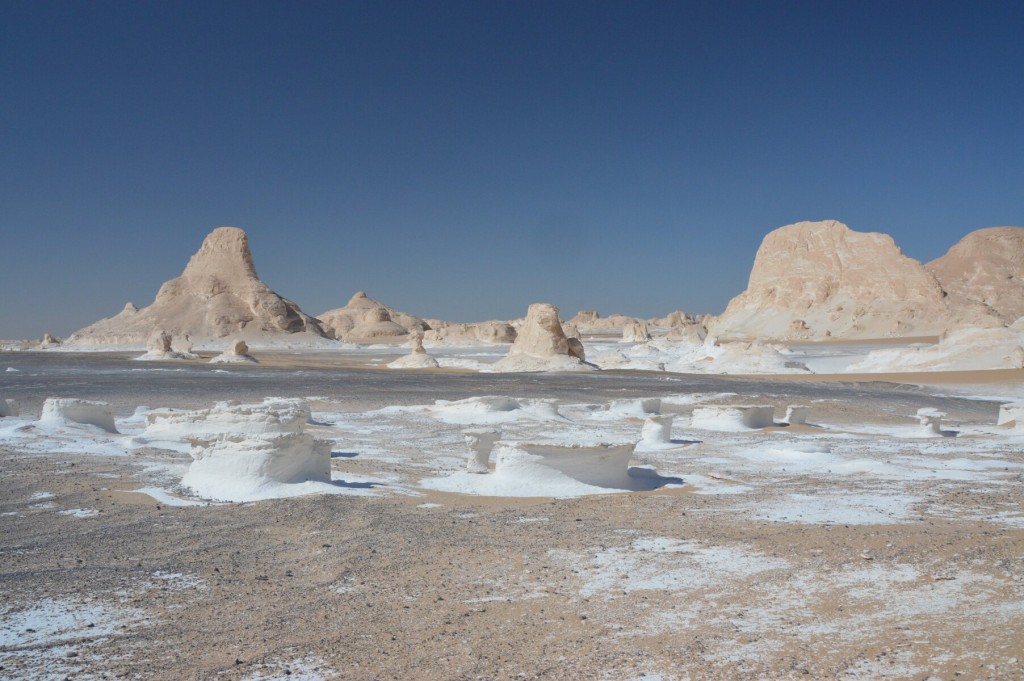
[1,352,1023,680]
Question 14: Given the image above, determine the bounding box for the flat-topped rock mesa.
[709,220,955,340]
[67,227,327,347]
[926,227,1024,326]
[316,291,427,342]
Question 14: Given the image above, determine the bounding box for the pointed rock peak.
[351,291,368,301]
[122,302,139,314]
[181,226,258,281]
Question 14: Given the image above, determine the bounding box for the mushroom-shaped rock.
[464,429,501,473]
[209,339,258,364]
[640,415,674,445]
[784,405,811,425]
[387,331,440,369]
[916,408,947,436]
[137,329,189,361]
[0,399,19,418]
[690,405,775,431]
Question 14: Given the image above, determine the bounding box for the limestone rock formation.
[317,292,427,342]
[39,334,61,348]
[388,331,440,369]
[622,321,652,343]
[209,339,258,364]
[67,227,327,347]
[567,310,643,336]
[39,398,118,433]
[926,227,1024,326]
[710,220,954,340]
[424,320,517,344]
[492,304,592,372]
[137,329,190,361]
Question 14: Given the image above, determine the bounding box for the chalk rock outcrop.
[622,321,652,343]
[0,399,19,417]
[317,292,427,342]
[39,334,61,348]
[492,304,592,372]
[39,398,118,433]
[845,324,1024,373]
[136,329,190,361]
[424,320,517,344]
[67,227,327,347]
[209,339,258,364]
[926,227,1024,326]
[148,399,331,502]
[710,221,952,340]
[568,310,644,336]
[388,331,440,369]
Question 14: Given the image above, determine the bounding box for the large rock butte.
[926,227,1024,326]
[492,303,592,372]
[710,220,955,340]
[67,227,327,347]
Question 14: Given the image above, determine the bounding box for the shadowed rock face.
[710,220,954,340]
[67,227,327,346]
[927,227,1024,325]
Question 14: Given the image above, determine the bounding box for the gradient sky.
[2,1,1022,339]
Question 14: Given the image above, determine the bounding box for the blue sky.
[2,1,1022,338]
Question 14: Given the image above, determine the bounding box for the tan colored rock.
[423,320,517,344]
[209,339,258,364]
[317,292,427,341]
[492,303,592,372]
[926,227,1024,326]
[67,227,327,347]
[567,310,643,335]
[710,220,953,340]
[39,333,61,348]
[622,321,651,343]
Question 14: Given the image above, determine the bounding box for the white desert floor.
[1,349,1023,680]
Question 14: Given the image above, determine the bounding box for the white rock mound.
[927,227,1024,326]
[997,403,1024,430]
[916,408,948,437]
[143,398,331,502]
[639,415,675,446]
[39,334,62,348]
[39,398,118,433]
[209,339,258,364]
[690,405,775,431]
[845,325,1024,373]
[463,429,501,473]
[66,227,327,348]
[710,220,953,340]
[492,304,593,372]
[317,292,427,342]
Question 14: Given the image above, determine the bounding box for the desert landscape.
[2,220,1023,680]
[4,3,1024,680]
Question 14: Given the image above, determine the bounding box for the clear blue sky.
[2,0,1022,338]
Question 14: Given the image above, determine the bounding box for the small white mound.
[997,403,1024,430]
[209,339,258,364]
[594,338,809,374]
[690,405,775,431]
[784,405,811,425]
[846,326,1024,373]
[39,399,118,433]
[421,441,678,497]
[463,428,501,473]
[0,398,18,418]
[427,396,562,425]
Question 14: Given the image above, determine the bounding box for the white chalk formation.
[640,415,674,445]
[66,227,327,347]
[622,321,652,343]
[142,398,331,502]
[136,330,191,361]
[690,405,775,431]
[424,320,517,344]
[209,339,258,364]
[845,325,1024,373]
[784,405,811,425]
[492,442,639,492]
[492,303,593,372]
[39,398,119,433]
[996,403,1024,430]
[916,408,947,436]
[464,429,501,473]
[388,331,440,369]
[0,399,19,417]
[39,334,62,348]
